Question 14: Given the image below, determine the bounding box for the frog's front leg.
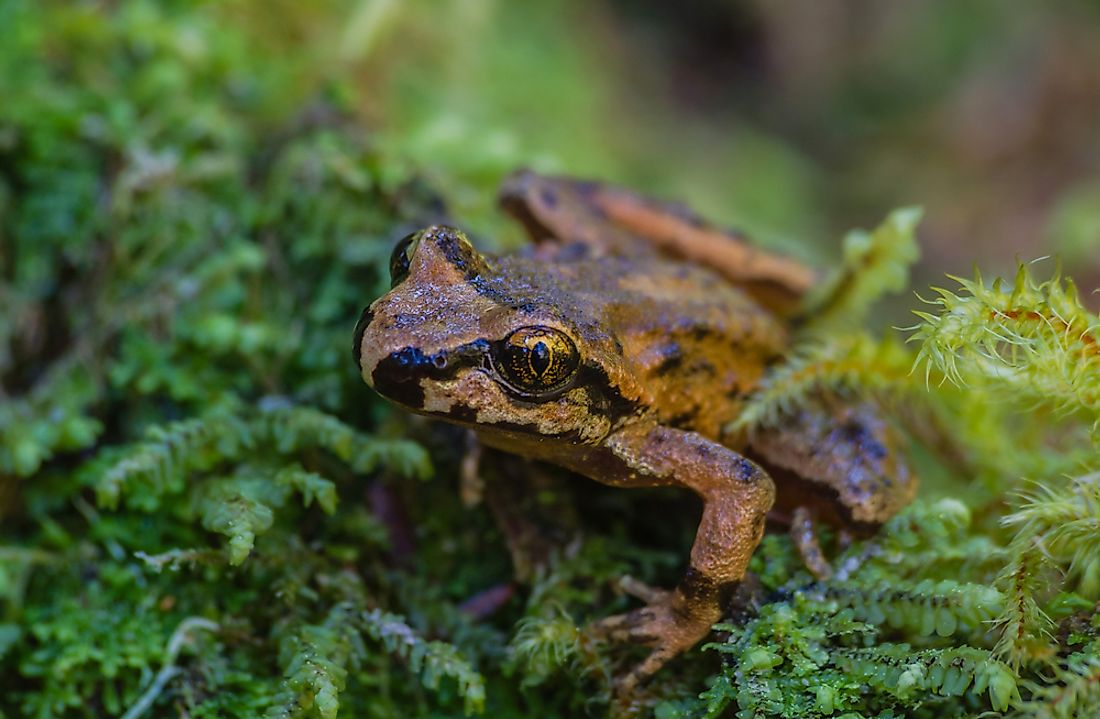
[790,506,834,581]
[586,423,775,694]
[477,447,579,582]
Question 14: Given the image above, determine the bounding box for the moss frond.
[910,262,1100,436]
[259,407,432,480]
[1003,473,1100,598]
[818,578,1004,640]
[0,364,102,477]
[96,405,430,513]
[836,500,1008,590]
[360,609,487,715]
[507,610,582,687]
[96,410,254,511]
[830,645,1020,712]
[991,543,1057,669]
[1012,649,1100,719]
[730,332,918,433]
[705,593,1021,717]
[802,206,922,332]
[269,604,360,719]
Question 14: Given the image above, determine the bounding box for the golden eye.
[389,231,421,288]
[495,326,580,396]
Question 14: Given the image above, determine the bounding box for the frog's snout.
[353,293,457,399]
[352,304,375,369]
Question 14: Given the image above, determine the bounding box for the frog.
[353,169,917,694]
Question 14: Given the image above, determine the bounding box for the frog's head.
[354,226,627,444]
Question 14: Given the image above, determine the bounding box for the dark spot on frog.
[666,408,699,428]
[653,343,684,373]
[733,457,760,484]
[835,419,887,461]
[443,403,593,443]
[371,341,489,407]
[687,359,716,378]
[428,226,486,280]
[371,347,437,407]
[680,567,738,608]
[391,313,423,330]
[679,567,712,601]
[470,275,524,308]
[575,361,641,423]
[539,187,558,208]
[389,232,417,287]
[352,305,374,366]
[653,198,705,229]
[372,371,424,407]
[445,404,479,424]
[575,179,599,198]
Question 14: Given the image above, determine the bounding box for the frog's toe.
[588,594,715,653]
[588,605,665,645]
[616,645,679,698]
[589,596,717,704]
[617,575,672,604]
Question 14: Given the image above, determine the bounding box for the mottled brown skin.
[354,171,917,695]
[499,169,818,317]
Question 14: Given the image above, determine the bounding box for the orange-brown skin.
[354,171,917,695]
[499,169,818,317]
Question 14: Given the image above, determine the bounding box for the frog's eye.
[494,326,580,397]
[389,232,421,288]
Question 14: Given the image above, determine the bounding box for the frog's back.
[481,250,789,440]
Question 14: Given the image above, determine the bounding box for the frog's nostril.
[373,346,453,385]
[384,347,434,380]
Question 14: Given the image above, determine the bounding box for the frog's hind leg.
[499,169,816,315]
[747,396,917,527]
[579,423,776,697]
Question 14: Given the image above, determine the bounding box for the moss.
[2,2,1099,718]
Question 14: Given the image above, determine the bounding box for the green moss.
[2,2,1099,718]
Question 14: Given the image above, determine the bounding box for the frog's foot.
[617,575,671,605]
[588,587,721,697]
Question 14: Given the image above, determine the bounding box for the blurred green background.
[12,0,1100,283]
[319,0,1100,287]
